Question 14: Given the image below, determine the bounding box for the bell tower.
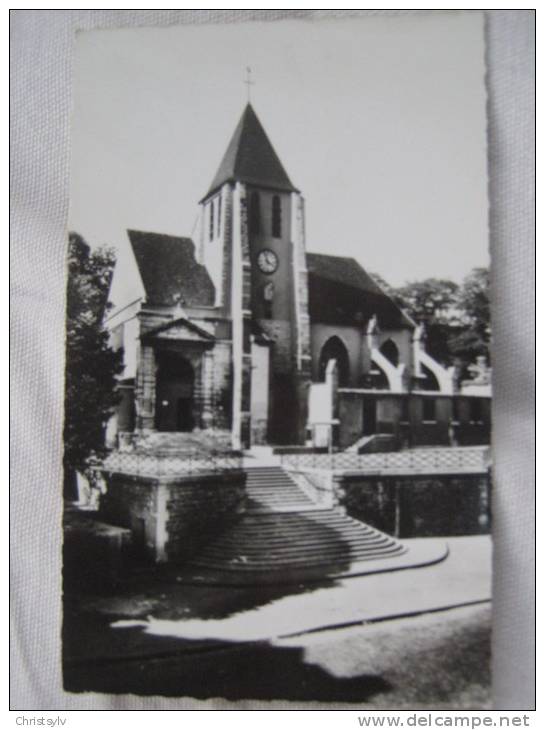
[199,103,311,448]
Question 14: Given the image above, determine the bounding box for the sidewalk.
[64,535,491,672]
[111,535,490,643]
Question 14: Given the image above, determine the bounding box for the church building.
[105,103,472,451]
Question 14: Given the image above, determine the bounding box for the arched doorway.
[318,336,350,386]
[380,338,399,367]
[155,352,195,432]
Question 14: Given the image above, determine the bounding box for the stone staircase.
[188,466,406,579]
[245,466,317,512]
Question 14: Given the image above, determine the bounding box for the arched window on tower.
[272,195,282,238]
[209,199,215,241]
[263,281,274,319]
[216,195,222,236]
[249,191,261,235]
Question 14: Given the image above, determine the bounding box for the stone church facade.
[105,104,487,450]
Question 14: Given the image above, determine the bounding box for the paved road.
[65,603,491,707]
[64,536,491,704]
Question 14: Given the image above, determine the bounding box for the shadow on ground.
[63,636,391,701]
[63,502,360,700]
[63,605,491,705]
[63,501,354,622]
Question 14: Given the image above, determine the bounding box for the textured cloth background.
[10,9,535,710]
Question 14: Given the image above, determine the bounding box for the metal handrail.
[280,446,490,473]
[100,450,243,477]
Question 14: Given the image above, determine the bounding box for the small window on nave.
[272,195,282,238]
[470,398,483,424]
[217,195,222,235]
[423,398,437,423]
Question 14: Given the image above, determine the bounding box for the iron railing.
[280,446,490,474]
[101,450,243,477]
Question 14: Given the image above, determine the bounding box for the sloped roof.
[203,104,298,199]
[306,252,414,330]
[128,230,215,307]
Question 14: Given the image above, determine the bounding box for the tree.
[449,267,490,365]
[63,233,123,496]
[393,278,461,365]
[394,278,460,325]
[370,267,490,370]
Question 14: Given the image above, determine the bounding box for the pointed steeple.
[203,104,298,200]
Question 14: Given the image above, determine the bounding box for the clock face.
[257,249,278,274]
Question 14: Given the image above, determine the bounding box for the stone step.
[246,504,318,512]
[198,538,397,558]
[243,466,315,511]
[191,545,405,571]
[247,479,304,484]
[230,519,376,535]
[244,470,297,477]
[246,489,310,495]
[246,484,308,491]
[231,509,358,523]
[200,528,396,545]
[246,486,304,492]
[246,494,310,500]
[198,545,396,560]
[247,485,310,490]
[200,522,392,542]
[245,479,304,486]
[187,465,406,576]
[247,490,305,494]
[246,486,307,493]
[205,513,383,540]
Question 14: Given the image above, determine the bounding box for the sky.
[69,13,488,287]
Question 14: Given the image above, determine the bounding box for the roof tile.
[306,252,413,330]
[128,230,215,307]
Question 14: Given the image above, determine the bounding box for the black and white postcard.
[61,13,494,708]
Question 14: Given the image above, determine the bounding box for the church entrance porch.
[135,315,222,434]
[155,351,195,432]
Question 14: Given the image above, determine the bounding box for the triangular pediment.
[143,317,215,343]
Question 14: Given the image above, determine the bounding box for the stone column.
[291,192,312,443]
[201,349,215,429]
[211,341,232,430]
[231,182,252,449]
[135,343,156,432]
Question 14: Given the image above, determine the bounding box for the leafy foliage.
[392,278,461,365]
[395,279,460,325]
[64,233,124,477]
[448,267,491,362]
[375,269,490,367]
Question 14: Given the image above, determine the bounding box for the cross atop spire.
[244,66,254,103]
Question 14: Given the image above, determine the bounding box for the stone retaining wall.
[335,470,491,538]
[99,470,247,562]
